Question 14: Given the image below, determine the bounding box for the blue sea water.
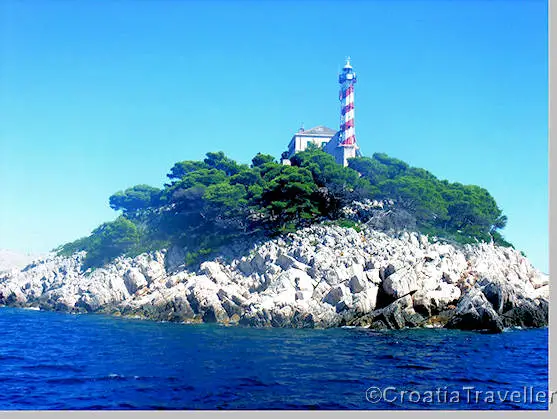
[0,307,549,410]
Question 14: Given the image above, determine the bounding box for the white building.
[286,125,337,158]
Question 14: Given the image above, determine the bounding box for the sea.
[0,306,549,410]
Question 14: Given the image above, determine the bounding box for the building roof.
[298,125,337,137]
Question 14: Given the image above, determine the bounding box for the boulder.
[373,295,423,329]
[200,261,229,284]
[167,294,195,321]
[445,287,504,333]
[218,292,244,318]
[264,268,312,293]
[311,281,330,301]
[321,267,342,286]
[0,283,27,306]
[123,268,147,294]
[349,295,422,329]
[275,252,310,273]
[364,269,381,285]
[133,286,195,322]
[140,259,166,284]
[349,275,367,293]
[186,276,228,322]
[533,285,549,300]
[237,259,254,276]
[352,285,379,314]
[500,299,548,329]
[442,271,459,284]
[347,264,365,283]
[478,277,519,314]
[412,283,461,316]
[380,262,399,280]
[530,273,549,290]
[382,268,419,299]
[323,284,349,307]
[251,252,267,272]
[312,250,335,270]
[270,305,294,327]
[239,306,273,327]
[260,269,301,307]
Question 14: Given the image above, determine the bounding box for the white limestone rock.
[530,272,549,290]
[0,220,548,332]
[123,268,147,294]
[382,267,419,299]
[413,283,461,316]
[200,261,230,284]
[352,285,379,314]
[365,269,382,285]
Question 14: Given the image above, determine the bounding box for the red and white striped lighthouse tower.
[338,57,358,148]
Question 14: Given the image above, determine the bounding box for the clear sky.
[0,0,548,272]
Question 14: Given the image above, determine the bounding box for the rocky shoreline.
[0,224,549,333]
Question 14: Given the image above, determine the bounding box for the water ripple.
[0,307,548,410]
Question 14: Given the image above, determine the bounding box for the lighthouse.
[338,57,357,148]
[322,57,360,166]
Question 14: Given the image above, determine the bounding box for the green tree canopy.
[56,216,140,269]
[251,153,277,168]
[230,169,263,187]
[349,153,508,245]
[166,168,228,200]
[166,160,209,181]
[291,147,374,216]
[204,151,246,176]
[259,165,320,229]
[377,176,449,224]
[57,148,513,270]
[109,185,162,215]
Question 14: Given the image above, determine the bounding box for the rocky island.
[0,150,549,332]
[0,210,548,333]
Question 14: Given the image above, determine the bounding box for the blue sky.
[0,0,548,272]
